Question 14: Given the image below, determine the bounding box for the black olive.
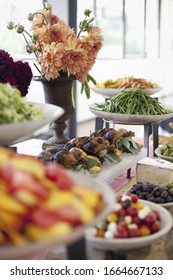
[156,197,165,203]
[147,197,156,203]
[160,190,169,199]
[155,191,161,197]
[169,189,173,197]
[165,196,173,203]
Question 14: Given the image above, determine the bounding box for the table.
[11,138,173,260]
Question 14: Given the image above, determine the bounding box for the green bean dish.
[160,144,173,158]
[93,88,172,115]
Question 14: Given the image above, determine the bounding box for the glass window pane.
[125,0,145,57]
[95,0,123,58]
[0,0,43,56]
[146,0,159,58]
[170,0,173,57]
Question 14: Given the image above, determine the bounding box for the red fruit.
[0,164,49,199]
[145,212,157,225]
[117,208,127,217]
[115,224,128,238]
[132,216,142,226]
[45,163,74,190]
[118,220,128,229]
[29,208,60,228]
[29,205,82,228]
[128,226,140,237]
[150,221,161,233]
[126,206,138,217]
[54,205,82,226]
[116,194,122,203]
[152,210,161,221]
[130,194,138,203]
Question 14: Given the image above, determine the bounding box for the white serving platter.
[89,103,173,125]
[12,140,147,184]
[0,103,64,146]
[90,85,162,97]
[97,148,147,183]
[85,199,173,251]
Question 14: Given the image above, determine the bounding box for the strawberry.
[45,163,74,190]
[0,164,49,199]
[29,205,81,228]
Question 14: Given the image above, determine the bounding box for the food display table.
[12,138,147,184]
[10,138,173,260]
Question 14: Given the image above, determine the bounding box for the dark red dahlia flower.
[0,49,33,96]
[13,61,33,96]
[0,49,14,81]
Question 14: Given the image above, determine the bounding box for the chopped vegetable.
[160,144,173,158]
[0,83,45,124]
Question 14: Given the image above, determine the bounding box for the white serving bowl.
[0,102,64,146]
[85,199,173,251]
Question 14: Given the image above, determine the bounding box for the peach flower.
[8,3,103,98]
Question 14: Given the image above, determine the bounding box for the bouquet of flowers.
[7,2,103,100]
[0,49,32,96]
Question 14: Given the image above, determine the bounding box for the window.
[0,0,44,56]
[77,0,160,59]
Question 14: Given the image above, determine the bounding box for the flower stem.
[33,12,48,25]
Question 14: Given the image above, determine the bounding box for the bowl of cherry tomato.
[85,193,173,251]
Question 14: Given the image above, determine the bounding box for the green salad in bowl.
[0,83,45,124]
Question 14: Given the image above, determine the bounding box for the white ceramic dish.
[159,201,173,209]
[0,171,115,260]
[0,102,64,146]
[89,103,173,125]
[90,86,162,97]
[85,199,173,251]
[155,146,173,163]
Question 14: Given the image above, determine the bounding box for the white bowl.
[0,171,115,260]
[155,146,173,163]
[90,86,162,97]
[0,102,64,146]
[85,199,173,251]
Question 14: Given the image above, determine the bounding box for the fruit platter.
[85,193,173,251]
[0,147,115,259]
